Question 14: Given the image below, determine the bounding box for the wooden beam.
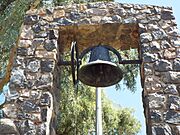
[58,23,139,53]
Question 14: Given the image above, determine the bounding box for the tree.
[57,66,96,135]
[0,0,139,92]
[57,65,141,135]
[0,0,42,90]
[115,49,139,93]
[0,0,141,134]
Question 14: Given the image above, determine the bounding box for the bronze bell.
[79,45,123,87]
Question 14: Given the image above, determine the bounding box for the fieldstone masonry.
[0,2,180,135]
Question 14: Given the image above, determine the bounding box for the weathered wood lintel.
[58,23,139,53]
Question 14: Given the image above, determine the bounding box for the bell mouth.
[79,60,123,87]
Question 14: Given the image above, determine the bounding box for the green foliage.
[57,66,96,135]
[0,0,35,78]
[102,94,141,134]
[57,55,141,134]
[0,1,141,134]
[115,49,139,93]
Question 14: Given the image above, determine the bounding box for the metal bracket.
[119,60,142,64]
[58,41,79,86]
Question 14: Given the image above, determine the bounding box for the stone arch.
[0,2,180,135]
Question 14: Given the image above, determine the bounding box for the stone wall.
[0,2,179,135]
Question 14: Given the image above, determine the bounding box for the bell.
[79,45,123,87]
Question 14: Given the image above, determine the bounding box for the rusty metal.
[79,45,123,87]
[119,60,142,64]
[58,41,79,86]
[59,44,142,87]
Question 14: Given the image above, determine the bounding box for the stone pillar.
[139,7,180,135]
[2,8,59,135]
[0,2,179,135]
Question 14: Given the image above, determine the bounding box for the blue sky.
[105,0,180,135]
[105,73,145,134]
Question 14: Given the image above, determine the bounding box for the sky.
[104,73,145,134]
[105,0,180,135]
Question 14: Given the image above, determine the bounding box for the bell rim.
[81,59,118,67]
[79,60,123,87]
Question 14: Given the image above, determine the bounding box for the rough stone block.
[35,31,48,38]
[2,104,18,118]
[147,15,161,21]
[10,68,26,87]
[164,110,180,124]
[46,8,54,15]
[174,126,180,135]
[150,41,161,52]
[111,15,122,22]
[150,110,163,123]
[44,39,57,51]
[114,8,127,16]
[169,72,180,83]
[53,10,65,18]
[123,17,137,24]
[143,53,158,63]
[162,71,180,84]
[49,30,58,40]
[26,59,41,73]
[17,47,27,56]
[161,40,171,49]
[177,48,180,58]
[167,95,180,111]
[35,50,57,60]
[152,29,167,40]
[19,40,32,48]
[30,90,42,100]
[21,100,40,113]
[173,58,180,71]
[140,33,153,43]
[161,10,175,20]
[141,43,151,53]
[32,38,45,47]
[20,89,30,98]
[17,112,31,119]
[164,85,178,95]
[24,15,39,25]
[164,48,176,59]
[41,60,54,72]
[27,46,36,56]
[55,17,74,25]
[86,8,109,16]
[100,16,113,23]
[20,25,34,39]
[0,118,20,135]
[144,76,163,92]
[152,124,172,135]
[36,123,46,135]
[40,93,51,106]
[79,18,91,24]
[17,120,36,135]
[32,23,44,33]
[70,11,82,21]
[154,59,172,72]
[35,73,53,89]
[41,108,47,122]
[144,63,153,75]
[147,93,165,109]
[171,37,180,47]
